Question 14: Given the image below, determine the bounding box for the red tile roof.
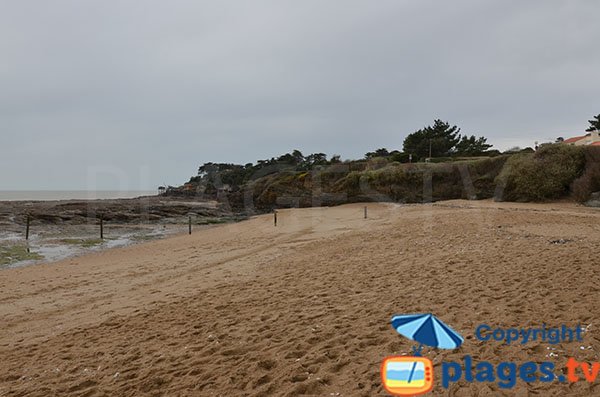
[591,141,600,146]
[563,135,587,144]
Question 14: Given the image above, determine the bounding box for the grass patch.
[60,238,104,248]
[196,215,248,225]
[0,245,43,266]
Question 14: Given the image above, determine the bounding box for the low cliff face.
[220,146,600,211]
[220,156,508,211]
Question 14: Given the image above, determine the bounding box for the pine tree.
[586,114,600,132]
[402,119,461,159]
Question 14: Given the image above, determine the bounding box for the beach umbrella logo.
[381,313,464,396]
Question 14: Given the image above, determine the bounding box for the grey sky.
[2,0,599,190]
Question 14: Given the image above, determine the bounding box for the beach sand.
[1,201,599,396]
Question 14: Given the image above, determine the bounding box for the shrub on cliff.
[334,156,508,203]
[495,145,586,201]
[571,146,600,202]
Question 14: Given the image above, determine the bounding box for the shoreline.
[2,224,224,271]
[0,195,228,225]
[2,198,597,270]
[0,196,241,269]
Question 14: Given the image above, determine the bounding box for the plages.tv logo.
[380,313,464,396]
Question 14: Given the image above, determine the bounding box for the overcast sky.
[2,0,600,190]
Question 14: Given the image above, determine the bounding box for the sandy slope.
[1,201,600,396]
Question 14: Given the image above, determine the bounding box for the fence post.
[100,214,104,239]
[364,206,367,219]
[274,210,277,226]
[25,214,30,240]
[189,215,192,235]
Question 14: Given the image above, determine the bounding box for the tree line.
[175,114,598,197]
[366,119,493,162]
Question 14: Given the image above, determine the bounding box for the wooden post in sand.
[25,214,30,240]
[274,210,277,226]
[188,215,192,235]
[364,206,367,219]
[100,215,104,239]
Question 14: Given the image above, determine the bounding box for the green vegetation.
[174,145,600,209]
[233,145,600,208]
[166,115,600,209]
[175,122,496,204]
[196,217,228,225]
[196,215,248,225]
[60,238,104,247]
[0,245,43,266]
[403,119,491,160]
[571,147,600,202]
[586,114,600,132]
[455,135,493,156]
[336,156,509,203]
[495,145,586,202]
[221,156,508,210]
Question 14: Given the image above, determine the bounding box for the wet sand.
[1,201,599,396]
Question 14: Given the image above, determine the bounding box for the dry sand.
[1,200,599,396]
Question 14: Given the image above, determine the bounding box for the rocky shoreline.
[0,196,243,268]
[0,196,237,227]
